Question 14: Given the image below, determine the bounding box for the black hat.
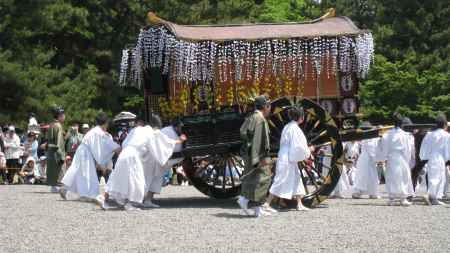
[401,117,412,127]
[95,112,109,126]
[149,114,162,129]
[393,112,403,127]
[436,114,447,124]
[359,121,373,130]
[52,106,64,119]
[254,95,270,108]
[288,105,304,121]
[435,114,447,129]
[134,112,146,126]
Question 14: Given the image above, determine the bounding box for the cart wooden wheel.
[268,97,344,207]
[183,153,245,199]
[182,97,343,204]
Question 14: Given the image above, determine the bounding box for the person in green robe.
[46,107,66,193]
[237,95,274,217]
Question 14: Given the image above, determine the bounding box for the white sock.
[238,196,249,205]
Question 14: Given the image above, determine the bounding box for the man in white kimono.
[402,117,417,171]
[378,114,415,206]
[263,106,312,212]
[419,114,449,205]
[331,141,359,198]
[142,119,185,208]
[60,112,121,202]
[353,122,380,199]
[347,141,360,185]
[104,123,184,211]
[401,117,417,201]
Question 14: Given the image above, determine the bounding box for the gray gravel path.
[1,184,449,253]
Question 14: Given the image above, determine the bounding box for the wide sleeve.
[377,134,389,162]
[408,135,416,168]
[161,126,182,152]
[367,138,380,160]
[250,119,269,166]
[91,133,120,166]
[147,130,177,167]
[445,134,450,162]
[239,117,252,142]
[419,133,431,161]
[288,126,310,163]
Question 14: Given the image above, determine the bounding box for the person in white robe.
[263,106,312,212]
[402,117,417,199]
[347,141,360,185]
[104,123,184,210]
[60,113,120,202]
[142,120,185,208]
[378,114,415,206]
[353,122,380,199]
[444,132,450,199]
[401,117,417,171]
[419,114,450,205]
[331,141,359,198]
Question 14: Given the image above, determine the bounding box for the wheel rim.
[183,153,244,199]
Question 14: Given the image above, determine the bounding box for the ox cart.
[119,9,378,207]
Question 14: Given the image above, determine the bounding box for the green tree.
[0,0,448,128]
[323,0,450,122]
[0,0,149,127]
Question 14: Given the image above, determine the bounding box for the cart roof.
[119,9,374,87]
[148,12,365,41]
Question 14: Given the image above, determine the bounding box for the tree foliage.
[0,0,448,129]
[327,0,450,122]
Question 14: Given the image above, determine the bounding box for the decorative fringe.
[119,26,374,86]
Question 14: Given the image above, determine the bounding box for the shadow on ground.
[213,212,256,219]
[155,196,238,209]
[349,200,430,207]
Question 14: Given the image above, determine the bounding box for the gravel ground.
[1,184,449,253]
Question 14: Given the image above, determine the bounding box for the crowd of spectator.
[0,113,89,185]
[0,112,190,189]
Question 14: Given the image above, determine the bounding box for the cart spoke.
[309,119,322,131]
[227,159,236,187]
[309,129,328,144]
[212,156,222,187]
[305,168,320,192]
[311,158,322,178]
[222,156,227,190]
[297,161,309,193]
[231,156,244,177]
